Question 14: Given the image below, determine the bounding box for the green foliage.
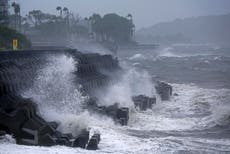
[19,8,135,44]
[0,13,9,26]
[28,10,57,26]
[11,2,20,15]
[0,0,9,25]
[90,13,135,43]
[25,9,78,38]
[56,6,62,17]
[73,25,89,36]
[35,20,68,37]
[90,14,102,34]
[0,26,31,50]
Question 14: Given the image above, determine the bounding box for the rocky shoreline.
[0,49,172,150]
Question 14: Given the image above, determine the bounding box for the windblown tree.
[90,13,135,44]
[27,10,57,27]
[24,8,84,39]
[127,13,135,39]
[56,6,62,17]
[89,13,103,41]
[27,10,44,27]
[63,7,69,16]
[11,2,20,16]
[0,0,9,25]
[0,26,31,50]
[63,7,70,33]
[11,2,21,30]
[127,14,132,20]
[27,10,68,37]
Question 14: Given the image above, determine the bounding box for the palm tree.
[127,14,132,20]
[11,2,21,30]
[63,7,69,16]
[89,14,102,41]
[28,10,42,26]
[127,13,135,38]
[12,2,20,15]
[56,6,62,17]
[63,7,70,34]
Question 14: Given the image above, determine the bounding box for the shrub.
[0,26,31,50]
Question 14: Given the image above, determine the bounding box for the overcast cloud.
[12,0,230,29]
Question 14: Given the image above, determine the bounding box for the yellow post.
[13,39,18,50]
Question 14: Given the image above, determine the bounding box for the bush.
[0,26,31,50]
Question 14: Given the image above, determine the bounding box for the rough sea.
[1,44,230,154]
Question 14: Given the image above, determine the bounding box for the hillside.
[136,13,230,45]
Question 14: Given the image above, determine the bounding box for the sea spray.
[22,52,160,133]
[96,67,157,108]
[129,83,230,131]
[22,54,89,133]
[67,36,109,55]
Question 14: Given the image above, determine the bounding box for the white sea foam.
[22,55,89,134]
[23,55,87,115]
[4,50,230,153]
[68,37,109,55]
[96,67,156,108]
[2,82,230,153]
[129,83,230,131]
[155,47,183,58]
[129,53,146,60]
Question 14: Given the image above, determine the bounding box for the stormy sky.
[13,0,230,29]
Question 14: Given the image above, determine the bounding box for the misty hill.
[136,13,230,45]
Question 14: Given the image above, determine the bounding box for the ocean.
[0,44,230,154]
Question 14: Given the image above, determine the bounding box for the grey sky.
[12,0,230,29]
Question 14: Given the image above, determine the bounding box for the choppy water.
[1,44,230,154]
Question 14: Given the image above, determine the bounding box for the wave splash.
[17,52,230,153]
